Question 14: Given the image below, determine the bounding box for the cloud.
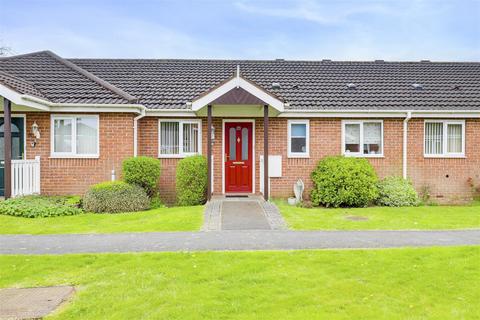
[234,0,393,25]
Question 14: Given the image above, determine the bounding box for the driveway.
[1,230,479,254]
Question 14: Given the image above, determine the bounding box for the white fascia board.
[145,110,197,117]
[0,85,145,113]
[191,77,284,112]
[279,109,480,118]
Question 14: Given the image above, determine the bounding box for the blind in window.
[425,122,443,154]
[160,122,179,154]
[183,123,198,153]
[447,124,462,153]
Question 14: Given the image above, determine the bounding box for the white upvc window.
[287,120,309,158]
[424,120,465,157]
[158,119,202,158]
[342,120,383,157]
[51,115,99,158]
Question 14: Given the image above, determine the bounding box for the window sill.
[424,155,466,159]
[287,154,310,159]
[344,153,384,158]
[158,154,200,159]
[49,155,99,159]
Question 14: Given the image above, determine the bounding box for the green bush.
[176,155,207,206]
[122,156,161,197]
[377,176,420,207]
[83,181,150,213]
[311,156,379,208]
[0,195,83,218]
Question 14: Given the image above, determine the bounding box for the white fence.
[11,156,41,197]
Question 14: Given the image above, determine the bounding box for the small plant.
[0,196,83,218]
[83,181,150,213]
[123,156,161,197]
[419,185,432,204]
[377,176,420,207]
[310,156,379,208]
[149,195,164,209]
[176,155,208,206]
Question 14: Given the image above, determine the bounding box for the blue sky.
[1,0,479,61]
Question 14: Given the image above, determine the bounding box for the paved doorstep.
[0,230,479,254]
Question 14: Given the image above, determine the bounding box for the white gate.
[11,156,41,197]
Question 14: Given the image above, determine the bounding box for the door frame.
[0,114,27,159]
[222,119,255,194]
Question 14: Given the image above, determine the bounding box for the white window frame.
[287,119,310,158]
[342,120,384,157]
[424,120,465,158]
[158,119,202,158]
[50,114,100,158]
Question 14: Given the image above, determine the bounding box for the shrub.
[83,181,150,213]
[176,155,207,206]
[0,195,83,218]
[122,156,161,197]
[311,156,379,207]
[377,176,420,207]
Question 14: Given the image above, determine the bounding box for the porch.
[193,70,285,201]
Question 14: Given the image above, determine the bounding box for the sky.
[0,0,479,61]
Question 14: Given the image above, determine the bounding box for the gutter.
[403,111,412,179]
[133,108,146,157]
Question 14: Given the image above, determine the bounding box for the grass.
[0,246,478,319]
[277,200,480,230]
[0,206,204,234]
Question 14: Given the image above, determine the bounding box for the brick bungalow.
[0,51,478,203]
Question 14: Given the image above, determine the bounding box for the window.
[288,120,309,157]
[342,120,383,157]
[51,115,99,157]
[159,120,202,157]
[424,120,465,157]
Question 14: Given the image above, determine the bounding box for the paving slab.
[0,230,478,254]
[0,286,74,319]
[221,201,271,230]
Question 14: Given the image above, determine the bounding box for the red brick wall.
[22,113,478,204]
[407,119,480,203]
[138,117,479,204]
[23,112,135,195]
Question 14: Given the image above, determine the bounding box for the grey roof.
[0,50,479,111]
[0,51,132,104]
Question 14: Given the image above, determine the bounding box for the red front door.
[225,122,253,193]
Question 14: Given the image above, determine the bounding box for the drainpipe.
[133,107,146,157]
[403,111,412,179]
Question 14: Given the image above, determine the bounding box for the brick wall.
[22,113,478,204]
[139,117,479,204]
[407,119,480,203]
[23,112,135,195]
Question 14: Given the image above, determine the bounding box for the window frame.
[158,119,202,158]
[424,120,465,158]
[50,114,100,158]
[341,120,384,158]
[287,119,310,158]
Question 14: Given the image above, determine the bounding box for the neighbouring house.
[0,51,478,203]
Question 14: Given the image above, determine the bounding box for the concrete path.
[221,201,271,230]
[0,230,479,255]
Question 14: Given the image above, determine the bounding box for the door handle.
[232,161,244,164]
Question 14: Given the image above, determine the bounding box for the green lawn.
[1,246,478,319]
[0,206,204,234]
[277,200,480,230]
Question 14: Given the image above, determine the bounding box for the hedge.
[123,156,161,197]
[311,156,379,207]
[83,181,150,213]
[176,155,207,206]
